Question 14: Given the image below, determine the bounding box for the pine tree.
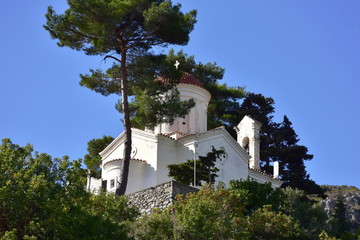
[237,93,320,193]
[84,136,114,178]
[272,116,320,193]
[329,196,350,237]
[44,0,197,195]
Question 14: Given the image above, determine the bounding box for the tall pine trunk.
[115,50,132,195]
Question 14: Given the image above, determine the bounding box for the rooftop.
[157,72,204,88]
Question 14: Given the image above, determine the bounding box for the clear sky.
[1,1,359,188]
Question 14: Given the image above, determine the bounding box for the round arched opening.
[242,137,250,154]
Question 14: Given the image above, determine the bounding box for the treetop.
[44,0,197,56]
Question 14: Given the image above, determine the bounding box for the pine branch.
[103,55,121,63]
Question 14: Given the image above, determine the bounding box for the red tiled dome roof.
[178,72,203,86]
[158,72,204,88]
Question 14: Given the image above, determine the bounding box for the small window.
[102,180,107,190]
[110,179,115,188]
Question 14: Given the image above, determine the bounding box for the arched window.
[242,137,250,154]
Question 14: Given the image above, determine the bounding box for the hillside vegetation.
[320,185,360,235]
[1,138,359,240]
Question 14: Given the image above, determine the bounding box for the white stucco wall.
[154,83,211,135]
[130,129,158,170]
[175,128,250,187]
[91,126,282,194]
[97,129,160,194]
[100,129,158,171]
[102,159,154,194]
[156,136,177,184]
[87,177,102,194]
[235,116,262,170]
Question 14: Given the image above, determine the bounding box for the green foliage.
[207,83,245,131]
[127,49,242,129]
[339,229,360,240]
[173,186,246,240]
[87,192,139,223]
[0,138,137,239]
[130,184,306,240]
[77,47,244,130]
[0,230,18,240]
[130,211,175,240]
[161,49,225,87]
[0,138,83,238]
[45,0,198,195]
[133,180,331,240]
[44,0,316,196]
[236,205,303,240]
[229,179,284,213]
[236,93,320,194]
[124,49,226,90]
[140,49,245,132]
[129,82,195,129]
[168,147,223,186]
[281,187,327,238]
[328,196,351,238]
[167,159,199,186]
[45,1,198,129]
[321,185,360,194]
[84,135,114,178]
[319,231,340,240]
[44,0,197,55]
[2,146,353,240]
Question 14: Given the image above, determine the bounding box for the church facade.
[87,73,282,194]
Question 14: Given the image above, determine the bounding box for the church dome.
[157,72,204,88]
[178,72,203,87]
[154,72,211,135]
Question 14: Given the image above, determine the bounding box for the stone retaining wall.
[126,181,198,214]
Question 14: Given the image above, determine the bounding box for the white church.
[87,72,282,194]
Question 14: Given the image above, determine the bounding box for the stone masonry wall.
[126,181,198,215]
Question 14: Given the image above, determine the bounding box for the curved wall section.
[154,83,211,135]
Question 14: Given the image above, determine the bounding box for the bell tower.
[154,73,211,135]
[234,115,262,170]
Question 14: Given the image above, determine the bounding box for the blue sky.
[1,1,359,188]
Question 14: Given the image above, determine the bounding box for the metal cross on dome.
[174,60,180,70]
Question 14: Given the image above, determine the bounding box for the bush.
[130,184,308,240]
